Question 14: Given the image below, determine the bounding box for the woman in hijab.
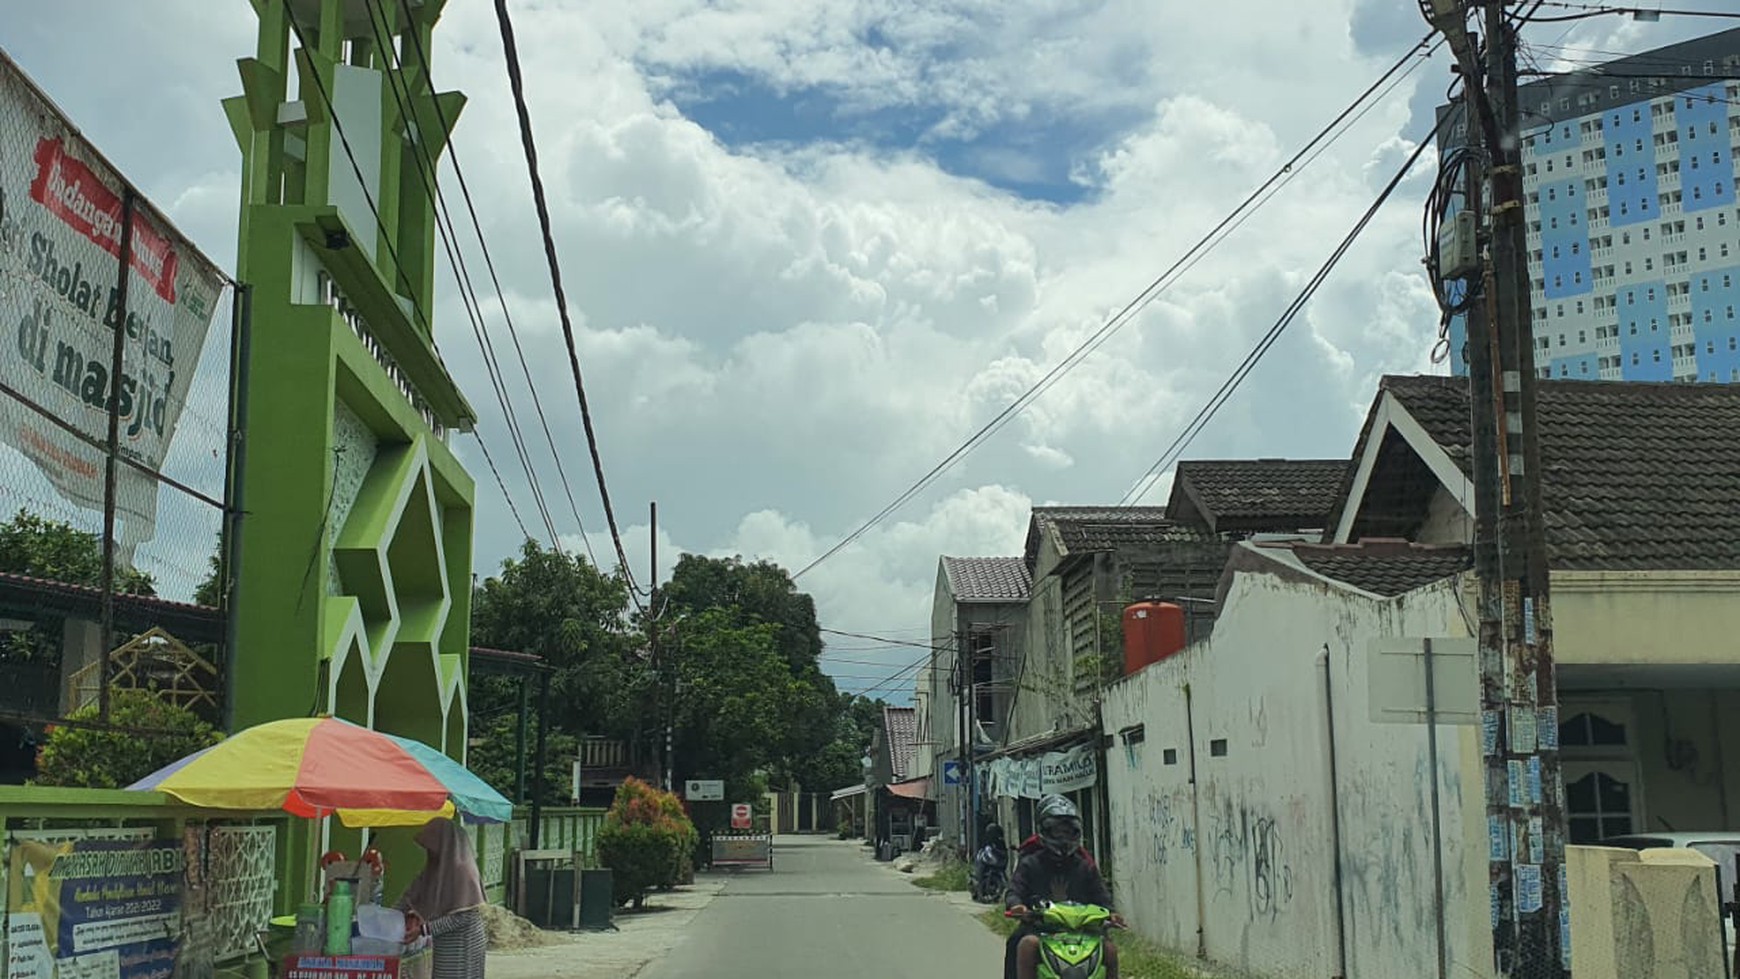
[397,817,488,978]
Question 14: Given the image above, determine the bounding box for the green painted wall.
[222,0,478,906]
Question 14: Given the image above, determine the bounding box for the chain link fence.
[0,48,238,743]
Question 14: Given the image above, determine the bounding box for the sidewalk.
[487,877,727,979]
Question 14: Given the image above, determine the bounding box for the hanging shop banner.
[6,837,185,979]
[990,745,1099,799]
[1038,743,1099,794]
[0,51,224,550]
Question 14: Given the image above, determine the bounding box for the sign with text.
[684,780,723,801]
[730,804,752,830]
[6,837,184,979]
[0,54,224,550]
[987,744,1098,799]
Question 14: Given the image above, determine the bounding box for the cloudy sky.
[0,1,1711,699]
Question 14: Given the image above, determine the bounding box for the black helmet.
[1036,794,1082,858]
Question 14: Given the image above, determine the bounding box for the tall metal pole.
[955,630,967,850]
[98,190,137,725]
[653,501,672,792]
[530,666,550,848]
[965,631,979,856]
[1454,2,1569,973]
[221,282,252,734]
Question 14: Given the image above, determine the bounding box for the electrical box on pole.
[1421,2,1570,975]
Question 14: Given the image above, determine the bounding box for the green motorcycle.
[1006,901,1118,979]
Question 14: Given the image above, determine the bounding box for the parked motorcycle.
[1004,901,1118,979]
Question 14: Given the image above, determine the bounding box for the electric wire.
[385,0,606,572]
[1526,2,1740,22]
[358,0,567,551]
[276,0,549,550]
[1119,112,1454,505]
[789,33,1443,581]
[492,0,642,594]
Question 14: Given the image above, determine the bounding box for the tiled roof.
[883,706,919,781]
[1024,507,1216,570]
[1372,374,1740,570]
[1169,459,1349,533]
[941,557,1031,603]
[1290,541,1471,597]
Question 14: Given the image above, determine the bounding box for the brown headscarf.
[399,817,486,921]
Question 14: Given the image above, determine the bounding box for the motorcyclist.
[972,823,1009,902]
[1005,794,1123,979]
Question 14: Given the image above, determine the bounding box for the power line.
[789,34,1442,581]
[384,0,604,571]
[475,432,532,541]
[492,0,642,593]
[357,0,567,551]
[275,0,548,549]
[1119,112,1453,505]
[820,626,954,652]
[1526,1,1740,22]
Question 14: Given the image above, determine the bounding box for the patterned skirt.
[431,907,488,979]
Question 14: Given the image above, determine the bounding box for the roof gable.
[1335,375,1740,570]
[941,556,1031,603]
[1168,459,1349,534]
[1022,506,1213,575]
[1289,541,1471,597]
[882,706,919,781]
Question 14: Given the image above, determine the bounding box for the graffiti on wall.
[1206,798,1295,920]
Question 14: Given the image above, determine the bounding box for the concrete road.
[640,836,1004,979]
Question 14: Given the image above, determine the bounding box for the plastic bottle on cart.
[325,880,355,955]
[293,903,325,954]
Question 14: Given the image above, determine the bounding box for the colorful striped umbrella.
[128,716,512,827]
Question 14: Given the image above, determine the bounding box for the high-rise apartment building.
[1441,29,1740,382]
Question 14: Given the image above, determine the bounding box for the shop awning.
[887,778,932,800]
[831,784,868,802]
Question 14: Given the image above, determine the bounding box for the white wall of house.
[1101,564,1492,979]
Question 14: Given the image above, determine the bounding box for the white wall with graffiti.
[1101,560,1490,979]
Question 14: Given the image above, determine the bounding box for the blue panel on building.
[1692,265,1740,381]
[1604,102,1659,227]
[1678,84,1734,213]
[1617,280,1672,380]
[1539,177,1593,300]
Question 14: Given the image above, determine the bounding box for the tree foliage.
[464,710,579,806]
[33,688,222,789]
[471,541,644,738]
[467,545,892,804]
[0,510,155,596]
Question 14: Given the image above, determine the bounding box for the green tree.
[0,510,155,596]
[33,688,222,788]
[660,556,838,790]
[193,550,222,608]
[470,541,642,739]
[464,709,579,806]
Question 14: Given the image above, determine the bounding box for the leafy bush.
[34,688,222,788]
[595,777,698,907]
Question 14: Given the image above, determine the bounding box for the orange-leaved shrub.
[595,777,698,906]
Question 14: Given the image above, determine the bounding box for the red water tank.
[1122,602,1187,675]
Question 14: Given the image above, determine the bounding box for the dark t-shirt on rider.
[1004,835,1115,911]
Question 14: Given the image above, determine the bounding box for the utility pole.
[651,501,674,793]
[955,630,968,851]
[1427,1,1569,974]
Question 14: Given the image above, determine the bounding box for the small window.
[1209,739,1228,758]
[1162,748,1178,766]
